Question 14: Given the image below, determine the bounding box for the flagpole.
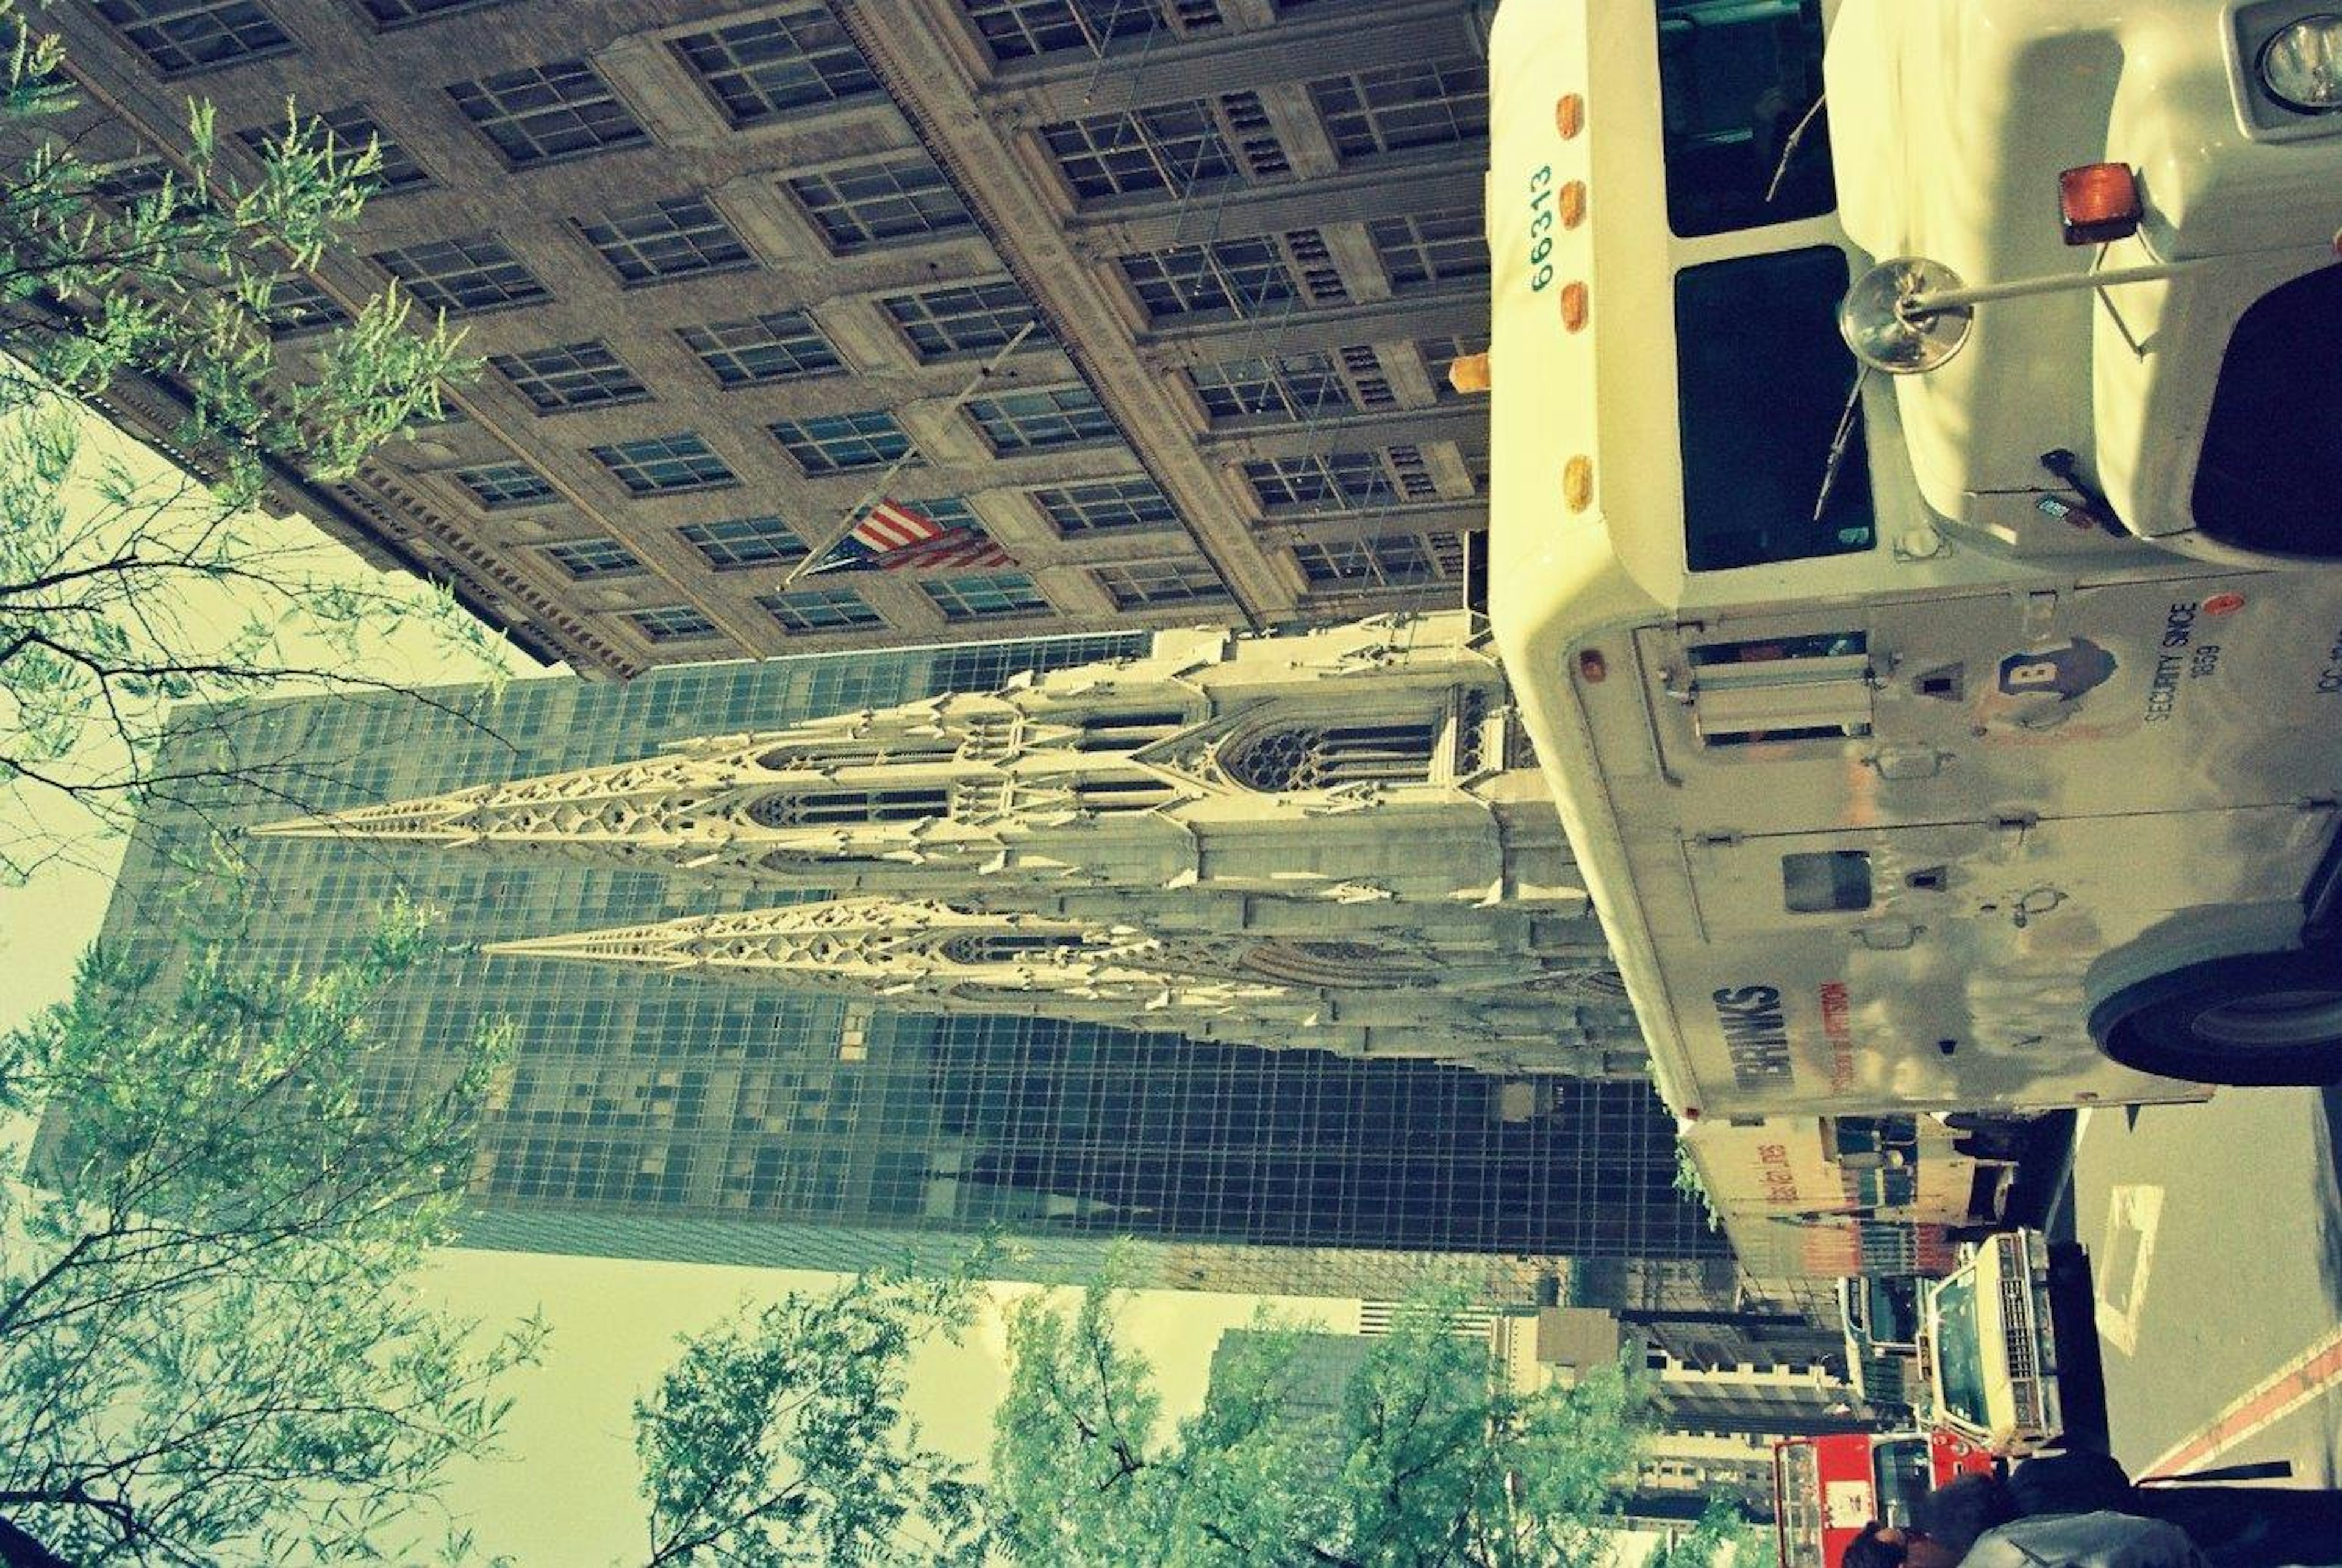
[781,319,1042,589]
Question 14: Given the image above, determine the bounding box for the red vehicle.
[1773,1430,1995,1568]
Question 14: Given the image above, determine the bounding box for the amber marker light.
[1559,282,1588,332]
[1555,93,1583,139]
[1558,180,1587,228]
[2058,162,2141,245]
[1563,455,1593,512]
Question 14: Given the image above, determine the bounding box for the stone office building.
[54,0,1494,675]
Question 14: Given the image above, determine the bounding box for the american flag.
[807,498,1013,575]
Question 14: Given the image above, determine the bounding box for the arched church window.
[1219,718,1439,792]
[747,787,948,827]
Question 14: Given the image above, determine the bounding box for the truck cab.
[1924,1230,2064,1455]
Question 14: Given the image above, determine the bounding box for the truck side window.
[1656,0,1834,237]
[1675,246,1877,571]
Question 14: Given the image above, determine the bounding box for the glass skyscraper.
[93,635,1722,1300]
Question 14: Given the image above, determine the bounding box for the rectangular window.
[1041,101,1237,201]
[238,104,429,193]
[1093,559,1228,609]
[1675,247,1874,571]
[786,154,973,252]
[768,410,915,475]
[95,0,292,76]
[446,60,646,168]
[673,9,876,125]
[260,274,349,334]
[965,384,1119,453]
[1308,59,1488,160]
[1783,851,1872,914]
[1367,207,1487,292]
[361,0,504,22]
[922,571,1050,622]
[592,432,737,495]
[454,461,557,509]
[880,279,1048,362]
[1656,0,1833,237]
[964,0,1209,59]
[681,515,809,570]
[578,195,753,285]
[1117,239,1295,321]
[1420,332,1491,401]
[490,340,650,412]
[544,536,643,579]
[1187,351,1350,422]
[629,606,721,643]
[760,584,884,632]
[1291,531,1466,589]
[1244,451,1397,512]
[678,309,842,385]
[372,234,549,313]
[1030,476,1179,535]
[90,158,170,205]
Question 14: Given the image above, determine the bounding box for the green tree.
[988,1273,1667,1568]
[634,1264,990,1568]
[0,0,496,885]
[0,881,543,1564]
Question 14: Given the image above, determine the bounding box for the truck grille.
[2000,1272,2035,1383]
[2193,263,2342,558]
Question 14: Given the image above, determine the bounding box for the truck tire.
[2090,945,2342,1086]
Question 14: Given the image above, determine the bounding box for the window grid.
[95,0,291,75]
[678,310,843,385]
[1041,101,1237,201]
[672,9,877,125]
[91,159,171,205]
[591,432,738,495]
[965,385,1119,453]
[962,0,1196,60]
[454,461,557,509]
[1291,531,1469,589]
[447,60,646,168]
[1030,477,1180,536]
[629,606,722,642]
[880,279,1048,362]
[373,234,550,313]
[238,104,429,192]
[1368,208,1489,292]
[1309,59,1489,160]
[759,584,884,632]
[1093,559,1228,609]
[1187,351,1351,422]
[362,0,503,22]
[1244,451,1399,512]
[544,537,643,578]
[1420,332,1492,400]
[579,195,754,285]
[768,410,915,476]
[786,155,972,252]
[490,341,651,412]
[1118,240,1296,321]
[260,274,350,334]
[921,571,1050,622]
[680,516,810,570]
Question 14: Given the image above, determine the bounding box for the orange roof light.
[1559,282,1588,332]
[1558,180,1587,228]
[2058,162,2141,246]
[1555,93,1583,140]
[1563,455,1593,512]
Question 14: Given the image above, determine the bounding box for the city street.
[2068,1087,2342,1487]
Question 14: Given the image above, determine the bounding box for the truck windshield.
[1933,1275,1992,1430]
[1675,246,1877,571]
[1864,1277,1921,1348]
[1871,1438,1933,1526]
[1655,0,1835,237]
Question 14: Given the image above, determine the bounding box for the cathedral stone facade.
[263,612,1644,1079]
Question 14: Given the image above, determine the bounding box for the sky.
[0,403,1360,1564]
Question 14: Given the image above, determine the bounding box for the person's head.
[1841,1522,1961,1568]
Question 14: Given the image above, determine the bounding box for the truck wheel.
[2090,946,2342,1086]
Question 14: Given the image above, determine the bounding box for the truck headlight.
[2261,15,2342,113]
